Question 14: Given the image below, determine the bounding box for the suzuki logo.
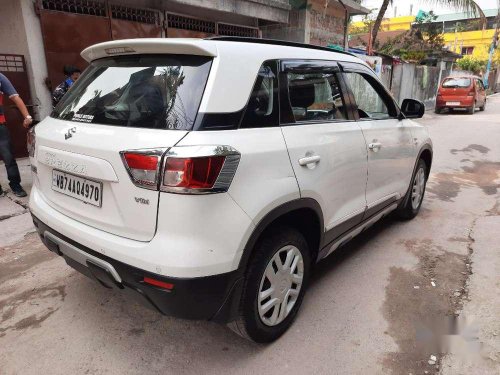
[65,127,76,140]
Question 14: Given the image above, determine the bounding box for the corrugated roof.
[432,8,498,23]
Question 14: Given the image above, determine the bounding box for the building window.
[461,46,474,55]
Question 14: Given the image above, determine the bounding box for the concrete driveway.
[1,97,499,374]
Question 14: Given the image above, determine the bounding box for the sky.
[354,0,499,20]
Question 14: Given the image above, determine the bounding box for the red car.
[435,76,486,114]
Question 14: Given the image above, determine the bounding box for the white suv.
[29,37,432,342]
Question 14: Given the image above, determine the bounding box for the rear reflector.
[121,151,162,189]
[143,277,174,290]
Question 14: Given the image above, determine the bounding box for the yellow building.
[444,29,496,59]
[351,15,413,32]
[351,10,499,59]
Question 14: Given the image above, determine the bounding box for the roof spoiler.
[81,38,218,62]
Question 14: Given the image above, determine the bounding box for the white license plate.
[446,101,460,106]
[52,170,102,207]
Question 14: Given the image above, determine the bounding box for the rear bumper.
[32,214,243,322]
[436,96,474,108]
[29,184,254,278]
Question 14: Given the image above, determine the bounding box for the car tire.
[479,99,486,111]
[228,226,311,343]
[467,102,476,114]
[434,107,441,114]
[396,159,427,220]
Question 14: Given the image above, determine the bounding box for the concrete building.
[0,0,368,157]
[263,0,369,47]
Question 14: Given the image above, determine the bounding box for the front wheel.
[229,227,311,343]
[396,159,428,220]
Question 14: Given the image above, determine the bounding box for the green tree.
[376,11,445,62]
[371,0,485,48]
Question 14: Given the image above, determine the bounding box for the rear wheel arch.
[238,199,324,273]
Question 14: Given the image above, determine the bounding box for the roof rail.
[206,36,355,57]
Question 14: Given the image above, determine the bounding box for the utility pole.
[484,4,500,87]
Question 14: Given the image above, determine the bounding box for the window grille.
[218,23,259,37]
[40,0,107,17]
[110,5,160,25]
[167,13,216,34]
[0,55,25,73]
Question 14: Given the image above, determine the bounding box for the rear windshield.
[442,78,471,88]
[52,55,212,130]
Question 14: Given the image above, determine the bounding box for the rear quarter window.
[52,54,212,130]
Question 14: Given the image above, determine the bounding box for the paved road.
[1,99,499,374]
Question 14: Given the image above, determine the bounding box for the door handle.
[298,155,321,166]
[368,142,382,151]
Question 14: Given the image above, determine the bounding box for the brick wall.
[308,0,345,46]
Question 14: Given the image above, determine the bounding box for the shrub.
[455,56,487,74]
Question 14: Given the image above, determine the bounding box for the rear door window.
[52,54,212,130]
[285,72,347,123]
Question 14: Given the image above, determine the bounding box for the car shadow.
[49,214,400,370]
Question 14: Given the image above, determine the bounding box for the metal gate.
[37,0,162,91]
[37,0,259,93]
[110,4,162,40]
[0,54,32,158]
[38,0,111,91]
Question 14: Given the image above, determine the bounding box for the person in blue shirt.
[52,66,81,107]
[0,73,32,197]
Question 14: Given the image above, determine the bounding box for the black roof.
[206,36,355,57]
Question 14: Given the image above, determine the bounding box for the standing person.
[52,66,81,107]
[0,73,32,197]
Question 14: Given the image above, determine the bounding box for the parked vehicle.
[28,37,432,343]
[435,75,486,114]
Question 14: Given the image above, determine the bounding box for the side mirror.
[400,98,425,119]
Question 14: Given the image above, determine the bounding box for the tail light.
[163,156,225,189]
[161,146,240,194]
[120,146,240,194]
[27,126,36,157]
[467,90,475,96]
[120,149,164,190]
